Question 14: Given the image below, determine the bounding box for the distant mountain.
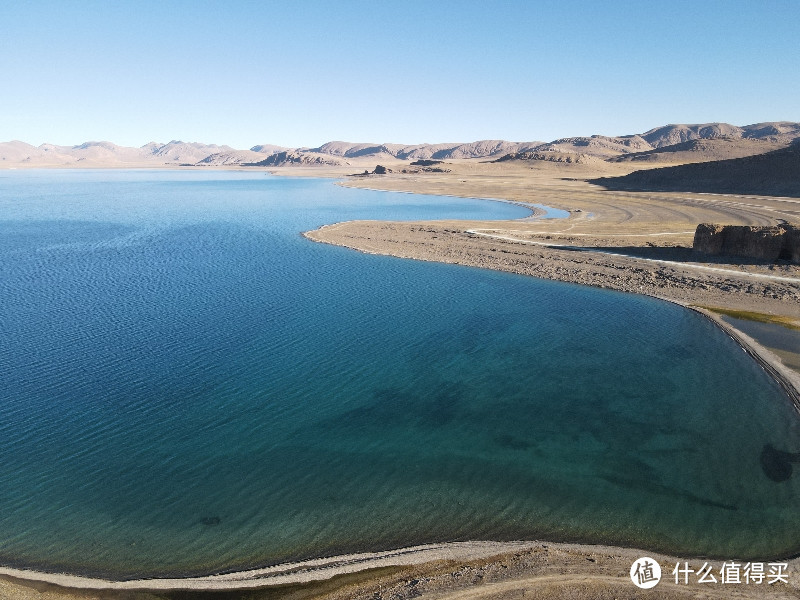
[532,135,652,158]
[609,137,787,165]
[197,150,267,166]
[431,140,538,160]
[640,122,800,148]
[308,142,406,159]
[143,141,237,164]
[0,140,149,165]
[0,140,253,167]
[589,142,800,198]
[492,122,800,165]
[302,140,543,161]
[243,151,346,167]
[0,141,56,164]
[3,122,799,168]
[249,144,289,155]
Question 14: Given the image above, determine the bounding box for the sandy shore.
[3,541,800,599]
[303,219,800,403]
[3,160,800,599]
[303,219,800,314]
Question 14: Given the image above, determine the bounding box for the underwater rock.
[760,444,800,482]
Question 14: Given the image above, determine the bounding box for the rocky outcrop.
[348,165,399,177]
[243,151,344,167]
[409,159,443,166]
[493,151,595,164]
[787,228,800,263]
[693,223,800,263]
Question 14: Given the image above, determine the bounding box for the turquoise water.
[0,170,798,579]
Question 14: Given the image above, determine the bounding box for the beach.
[2,541,800,599]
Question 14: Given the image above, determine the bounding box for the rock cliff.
[693,223,800,263]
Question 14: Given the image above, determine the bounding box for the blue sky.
[2,1,798,148]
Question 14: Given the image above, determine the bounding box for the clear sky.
[2,0,798,148]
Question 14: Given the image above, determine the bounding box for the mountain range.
[2,122,800,168]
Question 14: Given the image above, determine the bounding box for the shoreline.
[4,542,800,600]
[303,220,800,409]
[3,539,799,595]
[0,542,600,591]
[692,308,800,411]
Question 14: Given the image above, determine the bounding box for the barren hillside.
[591,142,800,198]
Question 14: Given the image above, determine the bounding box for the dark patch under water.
[493,434,533,450]
[760,444,800,482]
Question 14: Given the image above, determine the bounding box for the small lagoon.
[0,170,798,578]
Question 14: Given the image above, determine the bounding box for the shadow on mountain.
[589,143,800,198]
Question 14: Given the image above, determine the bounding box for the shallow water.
[0,170,798,578]
[720,315,800,357]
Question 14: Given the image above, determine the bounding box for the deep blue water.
[0,169,798,578]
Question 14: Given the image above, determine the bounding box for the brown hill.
[0,140,257,167]
[609,137,787,165]
[0,141,64,164]
[490,122,800,163]
[640,122,800,148]
[306,140,541,161]
[250,144,289,155]
[309,142,406,159]
[590,142,800,198]
[243,151,345,167]
[1,140,152,165]
[197,150,267,166]
[533,135,652,158]
[143,141,236,164]
[429,140,530,159]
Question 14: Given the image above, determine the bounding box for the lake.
[0,169,798,578]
